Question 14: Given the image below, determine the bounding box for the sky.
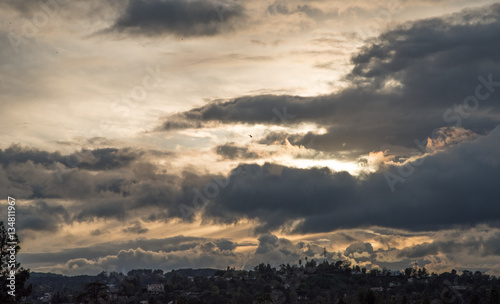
[1,0,500,276]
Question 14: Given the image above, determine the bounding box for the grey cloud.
[20,235,219,266]
[20,228,500,276]
[396,231,500,260]
[0,147,228,227]
[161,119,204,131]
[58,245,239,275]
[396,242,441,259]
[255,234,280,254]
[5,127,500,235]
[214,239,237,251]
[0,146,185,223]
[258,131,303,146]
[344,242,374,255]
[371,229,500,274]
[16,200,70,232]
[215,143,259,160]
[296,5,334,19]
[160,94,308,130]
[0,149,196,226]
[20,235,245,275]
[122,221,149,234]
[247,233,304,268]
[201,127,500,234]
[90,229,105,236]
[159,3,500,158]
[0,0,37,14]
[267,1,338,20]
[73,199,129,222]
[109,0,245,37]
[0,145,141,171]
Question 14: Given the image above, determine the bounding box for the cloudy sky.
[2,0,500,276]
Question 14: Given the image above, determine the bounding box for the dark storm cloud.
[4,127,500,235]
[0,146,183,222]
[255,234,280,254]
[16,200,70,232]
[214,239,237,251]
[200,127,500,234]
[66,163,213,222]
[78,148,140,170]
[72,199,129,222]
[396,242,441,259]
[0,145,141,171]
[0,144,63,166]
[258,131,303,146]
[160,94,309,130]
[395,231,500,260]
[160,3,500,157]
[0,144,224,226]
[214,143,259,160]
[110,0,245,37]
[0,145,185,225]
[161,119,203,131]
[247,233,304,267]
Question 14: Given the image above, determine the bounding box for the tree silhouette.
[0,221,31,304]
[490,285,500,304]
[257,293,273,304]
[423,292,431,304]
[175,296,187,304]
[365,289,377,304]
[401,295,409,304]
[76,281,110,304]
[470,292,481,304]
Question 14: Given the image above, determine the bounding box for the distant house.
[40,292,53,303]
[107,283,117,292]
[388,270,403,276]
[389,282,402,288]
[147,283,165,294]
[452,285,467,290]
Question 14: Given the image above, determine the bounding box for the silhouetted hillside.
[25,261,500,304]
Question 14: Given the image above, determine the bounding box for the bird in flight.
[249,134,253,138]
